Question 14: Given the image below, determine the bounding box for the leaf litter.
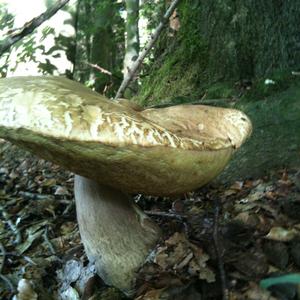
[0,140,300,299]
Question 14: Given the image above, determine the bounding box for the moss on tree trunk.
[217,84,300,182]
[137,0,300,105]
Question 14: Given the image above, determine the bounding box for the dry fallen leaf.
[265,226,299,242]
[153,232,215,283]
[190,244,215,283]
[230,181,244,191]
[135,288,166,300]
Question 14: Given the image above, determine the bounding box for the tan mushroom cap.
[0,76,252,195]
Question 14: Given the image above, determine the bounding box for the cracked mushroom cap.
[0,76,252,195]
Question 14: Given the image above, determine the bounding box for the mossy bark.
[138,0,300,105]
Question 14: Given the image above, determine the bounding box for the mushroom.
[0,76,252,295]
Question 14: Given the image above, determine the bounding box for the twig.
[84,61,137,94]
[85,61,139,92]
[114,0,181,99]
[62,199,75,215]
[42,227,56,255]
[85,62,112,76]
[0,242,15,292]
[213,197,229,300]
[145,210,186,221]
[1,210,22,244]
[0,0,70,57]
[19,191,54,200]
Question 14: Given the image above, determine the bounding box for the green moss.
[136,0,209,106]
[136,0,300,107]
[137,59,203,106]
[205,82,236,99]
[220,81,300,182]
[242,70,299,100]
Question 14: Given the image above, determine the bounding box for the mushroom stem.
[74,175,161,295]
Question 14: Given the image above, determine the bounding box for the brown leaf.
[265,226,298,242]
[135,288,166,300]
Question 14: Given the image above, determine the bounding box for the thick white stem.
[74,175,161,295]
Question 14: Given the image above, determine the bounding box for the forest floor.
[0,140,300,300]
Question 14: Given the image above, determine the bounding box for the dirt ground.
[0,140,300,300]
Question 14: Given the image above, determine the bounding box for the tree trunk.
[72,0,92,84]
[212,85,300,182]
[90,19,114,94]
[120,0,140,98]
[123,0,139,77]
[187,0,300,82]
[137,0,300,104]
[73,0,121,96]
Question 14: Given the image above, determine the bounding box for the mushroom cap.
[0,76,252,195]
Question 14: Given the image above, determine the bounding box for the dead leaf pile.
[0,141,299,300]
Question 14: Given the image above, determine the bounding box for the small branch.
[0,0,70,57]
[62,199,75,216]
[213,198,229,300]
[19,191,54,201]
[1,210,22,244]
[85,62,112,76]
[114,0,181,99]
[42,227,56,255]
[145,210,186,221]
[83,61,138,94]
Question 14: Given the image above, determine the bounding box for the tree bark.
[137,0,300,104]
[123,0,140,77]
[194,0,300,82]
[73,0,118,95]
[211,86,300,182]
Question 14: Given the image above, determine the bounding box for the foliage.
[0,3,14,77]
[0,0,127,97]
[0,1,75,77]
[140,0,165,32]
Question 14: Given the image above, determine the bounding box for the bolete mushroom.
[0,76,252,295]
